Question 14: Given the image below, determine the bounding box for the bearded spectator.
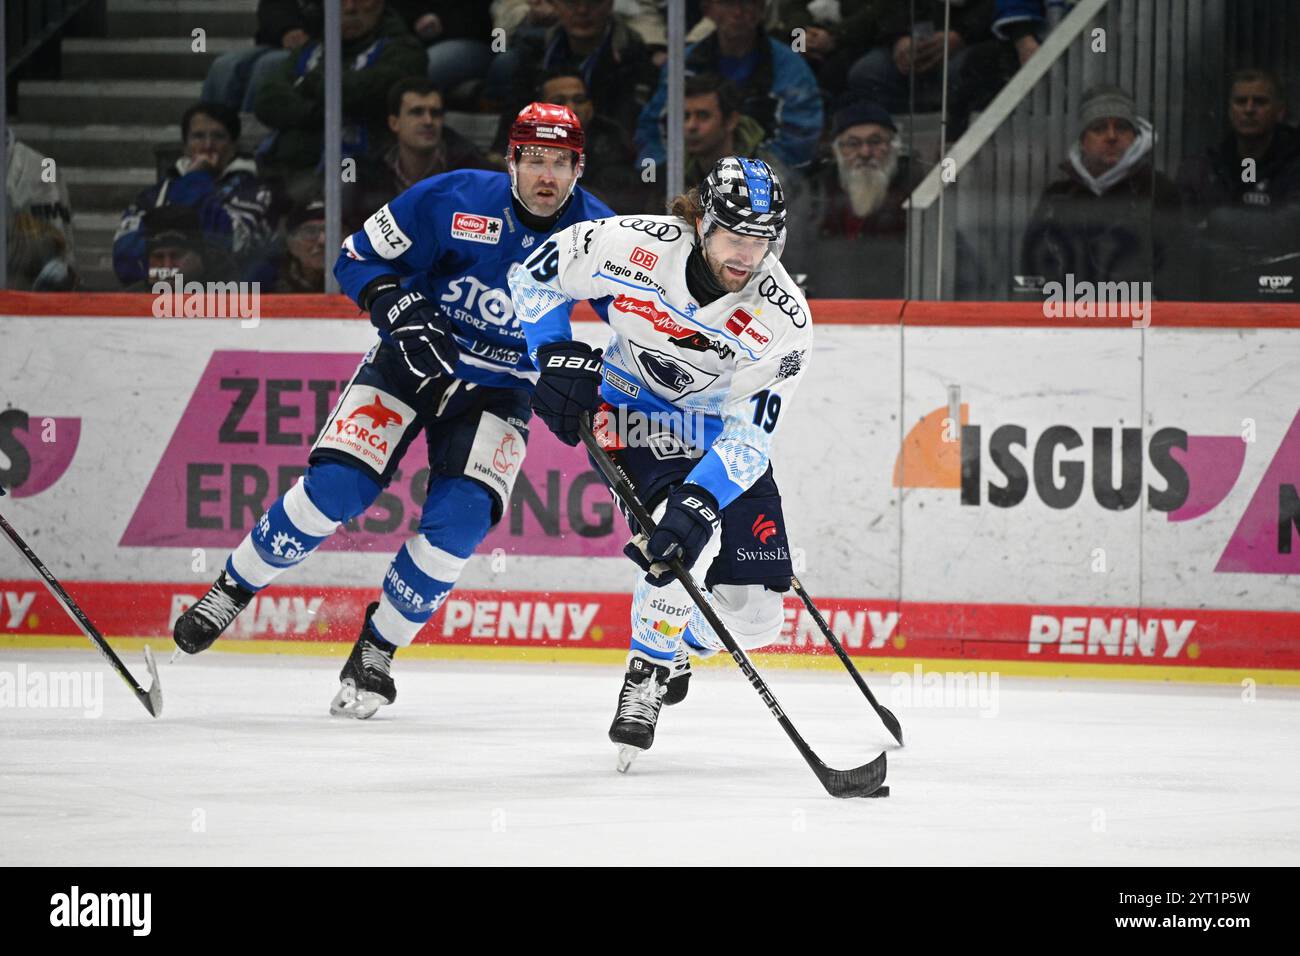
[797,101,925,297]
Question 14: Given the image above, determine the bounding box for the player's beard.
[837,150,898,219]
[706,248,756,292]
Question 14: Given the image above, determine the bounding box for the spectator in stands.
[538,70,650,213]
[795,100,925,296]
[1021,85,1182,297]
[681,73,771,186]
[493,0,657,155]
[486,0,562,106]
[947,0,1072,136]
[131,206,234,291]
[113,103,275,287]
[638,0,822,171]
[254,0,426,190]
[345,78,494,230]
[846,0,994,115]
[261,199,328,293]
[5,130,77,291]
[202,1,317,114]
[1176,69,1300,299]
[774,0,885,101]
[388,2,495,100]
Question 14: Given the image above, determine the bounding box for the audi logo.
[618,218,683,242]
[759,276,807,326]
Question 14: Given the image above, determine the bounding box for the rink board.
[1,295,1298,680]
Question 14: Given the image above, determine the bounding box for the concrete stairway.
[12,0,257,290]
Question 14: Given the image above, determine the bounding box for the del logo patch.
[451,212,503,244]
[725,308,774,352]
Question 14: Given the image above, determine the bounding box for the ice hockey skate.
[172,571,255,655]
[609,652,670,772]
[330,603,397,719]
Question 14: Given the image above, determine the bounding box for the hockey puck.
[863,785,890,798]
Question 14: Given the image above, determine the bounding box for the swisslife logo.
[894,403,1300,575]
[0,409,81,498]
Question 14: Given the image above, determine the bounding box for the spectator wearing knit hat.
[1021,84,1182,297]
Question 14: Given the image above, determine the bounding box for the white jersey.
[509,214,812,507]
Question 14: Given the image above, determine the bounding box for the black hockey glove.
[625,484,721,587]
[531,340,603,446]
[367,283,459,381]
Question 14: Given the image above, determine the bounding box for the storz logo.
[618,218,682,242]
[630,246,659,269]
[1259,275,1294,294]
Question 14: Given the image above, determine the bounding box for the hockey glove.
[531,340,604,446]
[368,284,459,381]
[625,484,721,586]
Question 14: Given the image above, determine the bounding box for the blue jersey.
[334,169,614,389]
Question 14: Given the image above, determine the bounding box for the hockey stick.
[579,415,886,798]
[0,486,162,717]
[790,576,904,746]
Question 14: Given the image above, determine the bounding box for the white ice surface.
[1,648,1297,866]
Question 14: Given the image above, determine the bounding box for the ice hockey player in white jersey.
[509,156,812,770]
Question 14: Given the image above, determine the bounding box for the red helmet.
[507,102,586,213]
[508,102,586,157]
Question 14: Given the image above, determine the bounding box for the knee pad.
[711,583,785,650]
[419,476,495,559]
[302,460,383,523]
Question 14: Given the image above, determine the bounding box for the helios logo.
[50,886,151,936]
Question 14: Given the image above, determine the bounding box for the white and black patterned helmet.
[699,156,787,242]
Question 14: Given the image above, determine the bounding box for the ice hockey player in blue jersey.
[173,103,614,719]
[510,157,813,771]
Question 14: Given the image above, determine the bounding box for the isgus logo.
[50,886,151,936]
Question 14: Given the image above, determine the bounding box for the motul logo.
[334,420,391,453]
[752,514,778,543]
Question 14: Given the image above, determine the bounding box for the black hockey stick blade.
[0,493,163,717]
[791,575,904,747]
[821,750,888,799]
[579,417,887,799]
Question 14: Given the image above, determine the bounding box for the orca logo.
[628,343,719,398]
[347,394,404,429]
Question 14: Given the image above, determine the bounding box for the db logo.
[630,246,659,269]
[1259,275,1294,291]
[492,432,520,475]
